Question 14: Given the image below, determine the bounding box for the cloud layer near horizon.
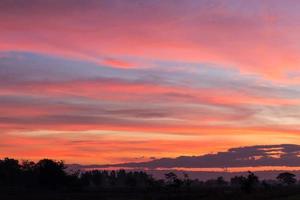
[98,144,300,168]
[1,0,300,164]
[110,144,300,168]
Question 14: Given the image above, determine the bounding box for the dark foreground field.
[2,188,300,200]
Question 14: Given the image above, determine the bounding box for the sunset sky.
[1,0,300,165]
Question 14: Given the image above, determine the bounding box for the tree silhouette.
[230,175,247,187]
[20,160,36,187]
[35,159,67,188]
[183,173,192,189]
[230,172,259,192]
[216,176,228,186]
[277,172,296,186]
[165,172,183,190]
[242,171,259,192]
[0,158,21,186]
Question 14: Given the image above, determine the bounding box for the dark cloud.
[108,144,300,168]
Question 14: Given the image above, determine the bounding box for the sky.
[1,0,300,165]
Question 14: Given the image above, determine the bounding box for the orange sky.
[1,0,300,164]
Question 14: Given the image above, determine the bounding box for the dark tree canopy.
[277,172,297,185]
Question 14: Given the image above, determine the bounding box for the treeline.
[0,157,299,193]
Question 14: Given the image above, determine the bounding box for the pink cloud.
[1,0,300,81]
